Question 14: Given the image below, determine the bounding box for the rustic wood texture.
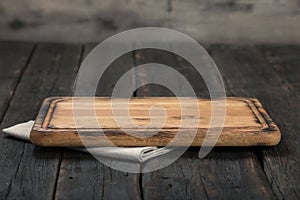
[134,49,277,200]
[0,41,35,199]
[0,42,299,200]
[0,42,35,122]
[30,97,281,147]
[0,43,82,199]
[210,44,300,199]
[54,44,142,200]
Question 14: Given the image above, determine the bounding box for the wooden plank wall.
[0,0,299,44]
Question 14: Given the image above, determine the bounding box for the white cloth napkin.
[2,121,172,162]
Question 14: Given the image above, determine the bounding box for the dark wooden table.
[0,41,299,200]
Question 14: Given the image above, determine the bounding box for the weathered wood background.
[0,41,299,199]
[0,0,299,44]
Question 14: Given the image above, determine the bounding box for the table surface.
[0,41,299,200]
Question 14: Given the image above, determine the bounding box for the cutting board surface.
[30,97,281,147]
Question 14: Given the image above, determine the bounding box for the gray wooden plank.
[134,48,275,199]
[210,44,300,199]
[0,41,35,122]
[257,45,300,95]
[134,49,207,200]
[0,43,82,199]
[54,44,142,200]
[0,41,35,198]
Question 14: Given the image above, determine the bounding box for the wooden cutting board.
[30,97,281,147]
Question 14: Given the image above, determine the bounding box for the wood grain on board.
[30,97,281,147]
